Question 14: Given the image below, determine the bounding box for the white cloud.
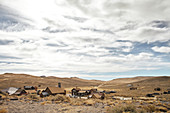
[0,0,170,79]
[152,46,170,53]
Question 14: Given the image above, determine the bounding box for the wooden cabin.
[91,93,105,99]
[44,87,66,95]
[14,89,27,96]
[154,87,161,91]
[130,87,137,90]
[24,86,35,90]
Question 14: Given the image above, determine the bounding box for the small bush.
[27,94,40,101]
[155,101,163,106]
[50,95,70,102]
[107,106,124,113]
[70,98,84,106]
[143,105,156,112]
[41,101,46,105]
[0,109,7,113]
[123,104,136,112]
[107,104,137,113]
[156,106,168,112]
[137,109,147,113]
[46,101,52,104]
[84,99,95,106]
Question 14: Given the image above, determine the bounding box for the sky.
[0,0,170,80]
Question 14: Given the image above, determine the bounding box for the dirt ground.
[1,101,107,113]
[0,97,170,113]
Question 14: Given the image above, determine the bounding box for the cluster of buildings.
[0,82,117,100]
[0,83,66,98]
[70,87,117,99]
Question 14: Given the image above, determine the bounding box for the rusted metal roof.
[47,87,65,94]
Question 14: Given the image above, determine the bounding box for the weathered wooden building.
[14,89,27,96]
[44,87,66,95]
[130,87,137,90]
[24,86,35,90]
[91,93,105,99]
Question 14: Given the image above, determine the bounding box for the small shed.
[154,87,161,91]
[127,84,133,87]
[24,86,35,90]
[130,87,137,90]
[92,93,105,99]
[0,90,7,95]
[40,92,49,97]
[152,93,159,95]
[14,89,27,96]
[163,91,168,94]
[44,87,66,95]
[77,90,88,96]
[146,94,155,97]
[168,91,170,94]
[110,91,116,93]
[71,87,81,96]
[90,89,97,93]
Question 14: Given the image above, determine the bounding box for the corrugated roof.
[14,89,26,95]
[47,87,65,94]
[41,92,49,96]
[7,87,18,95]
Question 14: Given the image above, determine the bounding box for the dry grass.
[107,104,137,113]
[40,101,52,105]
[0,109,7,113]
[156,106,168,112]
[27,94,40,101]
[142,105,156,112]
[70,98,84,106]
[84,99,95,106]
[46,95,70,103]
[105,102,170,113]
[41,101,46,105]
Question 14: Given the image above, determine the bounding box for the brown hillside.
[100,76,170,97]
[99,76,152,88]
[0,73,103,89]
[0,73,169,97]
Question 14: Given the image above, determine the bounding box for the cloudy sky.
[0,0,170,80]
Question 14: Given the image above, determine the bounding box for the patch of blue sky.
[79,68,170,80]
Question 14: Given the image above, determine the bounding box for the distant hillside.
[99,76,170,89]
[98,76,152,88]
[0,73,170,97]
[0,73,103,89]
[99,76,170,97]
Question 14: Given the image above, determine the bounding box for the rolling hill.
[0,73,169,97]
[0,73,103,89]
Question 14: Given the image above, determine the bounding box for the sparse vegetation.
[70,98,84,106]
[0,74,170,113]
[47,95,70,102]
[27,94,40,101]
[84,99,95,106]
[107,104,137,113]
[157,106,168,112]
[143,105,156,112]
[0,109,7,113]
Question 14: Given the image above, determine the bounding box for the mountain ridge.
[0,73,169,90]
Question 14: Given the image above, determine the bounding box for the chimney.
[58,82,61,88]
